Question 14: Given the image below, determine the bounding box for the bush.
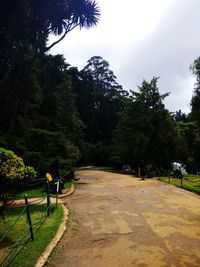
[0,147,37,199]
[24,128,78,176]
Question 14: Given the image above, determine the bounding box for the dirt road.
[47,170,200,267]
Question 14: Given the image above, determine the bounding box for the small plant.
[0,147,37,200]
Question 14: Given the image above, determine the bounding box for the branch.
[45,23,80,52]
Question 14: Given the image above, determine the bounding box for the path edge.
[35,204,68,267]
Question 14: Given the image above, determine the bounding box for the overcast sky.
[49,0,200,113]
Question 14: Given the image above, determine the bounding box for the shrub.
[0,147,37,199]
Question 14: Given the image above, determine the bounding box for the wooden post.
[46,182,50,216]
[56,180,60,209]
[181,176,183,188]
[24,194,34,241]
[138,166,141,177]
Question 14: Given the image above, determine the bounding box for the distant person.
[122,165,131,173]
[172,162,182,178]
[140,160,146,180]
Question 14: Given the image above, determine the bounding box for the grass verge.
[160,174,200,194]
[0,204,63,267]
[15,180,76,199]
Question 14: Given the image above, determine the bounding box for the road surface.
[47,169,200,267]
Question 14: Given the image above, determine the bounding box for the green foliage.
[72,56,128,165]
[172,110,188,122]
[174,121,197,168]
[0,1,100,176]
[0,0,199,177]
[24,128,79,176]
[189,57,200,171]
[2,0,200,177]
[0,0,100,61]
[112,77,178,169]
[0,0,100,111]
[0,148,37,198]
[0,53,84,177]
[0,148,36,182]
[191,57,200,127]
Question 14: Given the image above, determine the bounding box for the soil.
[46,169,200,267]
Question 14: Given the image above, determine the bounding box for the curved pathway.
[47,170,200,267]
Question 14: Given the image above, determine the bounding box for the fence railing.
[0,184,51,267]
[0,170,73,266]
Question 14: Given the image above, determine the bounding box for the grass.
[14,179,76,199]
[64,180,77,189]
[0,204,63,267]
[17,186,47,199]
[159,174,200,194]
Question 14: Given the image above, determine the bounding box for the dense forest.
[1,0,200,179]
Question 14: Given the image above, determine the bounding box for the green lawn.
[0,204,63,267]
[17,185,47,199]
[14,180,76,199]
[160,174,200,194]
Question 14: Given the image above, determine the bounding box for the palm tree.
[0,0,100,88]
[46,0,100,51]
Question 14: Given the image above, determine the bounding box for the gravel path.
[47,169,200,267]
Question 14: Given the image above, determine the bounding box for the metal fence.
[0,184,51,267]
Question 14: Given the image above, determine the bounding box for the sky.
[49,0,200,113]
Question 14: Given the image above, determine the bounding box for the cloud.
[112,0,200,112]
[49,0,200,113]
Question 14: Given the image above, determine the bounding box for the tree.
[46,0,100,51]
[83,56,122,94]
[0,147,37,200]
[0,54,84,176]
[0,0,100,130]
[172,110,188,122]
[112,77,178,169]
[82,56,127,140]
[175,121,197,171]
[71,56,128,165]
[0,1,100,175]
[0,0,100,57]
[191,57,200,127]
[189,57,200,171]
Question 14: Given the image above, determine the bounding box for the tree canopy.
[0,1,100,176]
[112,77,178,169]
[1,1,200,178]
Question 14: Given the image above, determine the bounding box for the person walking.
[172,162,182,178]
